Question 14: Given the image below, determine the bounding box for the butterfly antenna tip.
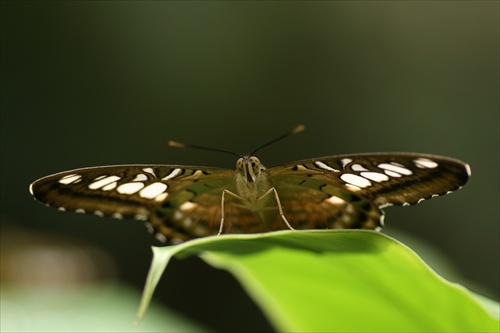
[168,139,241,158]
[250,124,306,155]
[292,124,306,134]
[167,140,186,148]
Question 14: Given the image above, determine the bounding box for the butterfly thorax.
[234,156,272,206]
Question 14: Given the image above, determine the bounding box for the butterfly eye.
[236,158,244,173]
[249,156,261,174]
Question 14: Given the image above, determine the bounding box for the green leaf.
[137,230,499,332]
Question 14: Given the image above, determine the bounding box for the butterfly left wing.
[267,153,470,230]
[30,165,238,242]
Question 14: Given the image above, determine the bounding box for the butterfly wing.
[30,153,471,242]
[267,153,470,230]
[30,165,241,242]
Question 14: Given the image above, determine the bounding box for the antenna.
[168,124,305,157]
[250,124,305,155]
[167,140,242,158]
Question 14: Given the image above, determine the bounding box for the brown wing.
[269,174,384,231]
[267,152,470,230]
[30,164,238,243]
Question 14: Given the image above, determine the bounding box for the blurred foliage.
[2,283,207,332]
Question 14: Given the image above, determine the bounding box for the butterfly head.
[236,155,262,184]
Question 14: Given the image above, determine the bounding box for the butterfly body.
[30,152,470,244]
[234,156,273,209]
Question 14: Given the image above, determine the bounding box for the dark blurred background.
[1,1,498,331]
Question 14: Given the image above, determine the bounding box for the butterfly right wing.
[267,153,470,231]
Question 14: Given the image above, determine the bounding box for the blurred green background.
[1,1,498,332]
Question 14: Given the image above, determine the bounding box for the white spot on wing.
[341,158,352,168]
[341,173,372,188]
[75,208,85,214]
[351,164,369,172]
[154,192,169,202]
[414,158,438,169]
[162,168,182,181]
[345,204,355,214]
[360,172,390,182]
[89,175,121,190]
[183,217,193,228]
[345,184,361,191]
[327,196,345,205]
[314,161,339,172]
[133,174,148,181]
[293,165,308,171]
[193,170,205,177]
[144,222,154,233]
[180,201,198,211]
[59,174,82,185]
[135,214,148,221]
[94,210,104,217]
[378,163,412,175]
[112,213,123,219]
[378,214,385,228]
[383,170,402,178]
[102,182,117,191]
[155,233,167,243]
[142,168,156,177]
[465,164,471,176]
[139,182,168,199]
[117,182,145,194]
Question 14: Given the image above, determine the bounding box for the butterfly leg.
[220,187,295,234]
[258,187,295,231]
[220,189,249,236]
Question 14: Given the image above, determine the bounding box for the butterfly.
[29,125,471,244]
